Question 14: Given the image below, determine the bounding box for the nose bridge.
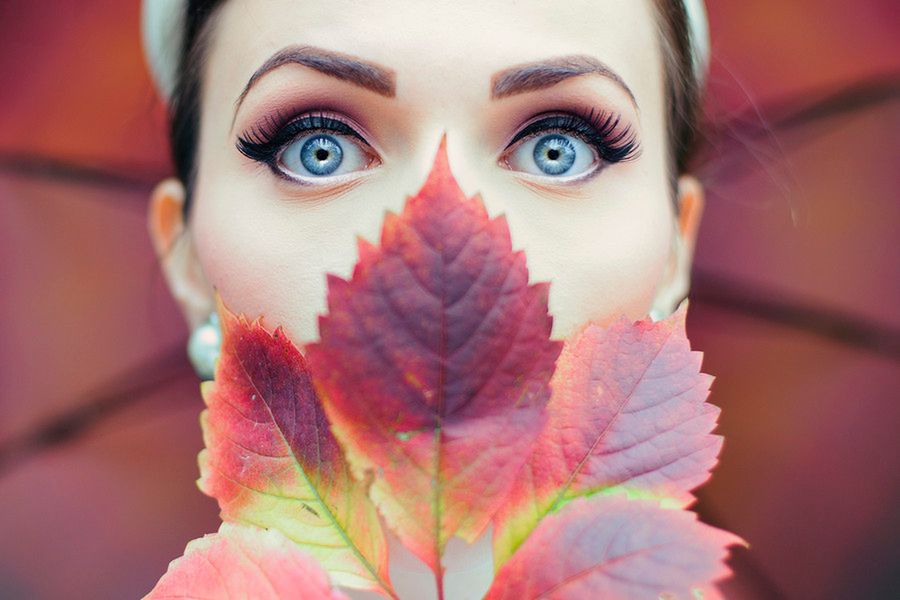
[412,127,486,202]
[395,46,491,199]
[416,132,469,201]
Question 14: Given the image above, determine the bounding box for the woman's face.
[175,0,695,344]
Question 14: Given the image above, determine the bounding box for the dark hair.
[652,0,703,187]
[169,0,704,218]
[169,0,225,218]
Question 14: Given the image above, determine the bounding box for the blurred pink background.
[1,1,898,598]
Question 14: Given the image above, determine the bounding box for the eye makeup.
[235,102,640,188]
[505,108,640,165]
[235,109,379,182]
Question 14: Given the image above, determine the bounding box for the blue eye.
[532,134,578,175]
[291,134,344,176]
[501,112,640,180]
[236,113,379,182]
[508,132,596,177]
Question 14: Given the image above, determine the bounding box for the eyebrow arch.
[233,45,396,118]
[490,55,637,107]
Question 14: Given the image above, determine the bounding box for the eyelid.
[505,111,619,144]
[500,111,581,149]
[501,113,552,149]
[238,110,369,152]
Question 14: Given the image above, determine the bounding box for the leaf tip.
[328,271,349,286]
[356,234,378,262]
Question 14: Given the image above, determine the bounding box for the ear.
[648,175,705,321]
[148,178,215,329]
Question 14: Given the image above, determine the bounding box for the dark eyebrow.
[490,55,637,107]
[233,45,396,117]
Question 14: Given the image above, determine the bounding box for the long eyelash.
[508,108,641,163]
[236,111,366,167]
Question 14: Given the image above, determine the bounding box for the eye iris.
[533,134,576,175]
[299,135,343,175]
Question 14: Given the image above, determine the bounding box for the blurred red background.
[1,1,898,598]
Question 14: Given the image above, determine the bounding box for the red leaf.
[144,523,348,600]
[493,306,725,565]
[198,294,394,596]
[304,136,564,579]
[484,494,746,600]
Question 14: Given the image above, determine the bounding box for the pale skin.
[148,0,704,596]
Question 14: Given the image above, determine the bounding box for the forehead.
[204,0,663,109]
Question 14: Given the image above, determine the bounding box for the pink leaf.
[494,306,724,565]
[144,523,349,600]
[485,494,747,600]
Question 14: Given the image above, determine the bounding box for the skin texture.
[147,0,705,596]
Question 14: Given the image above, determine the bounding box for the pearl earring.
[187,312,221,380]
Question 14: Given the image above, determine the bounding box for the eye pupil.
[299,134,343,175]
[533,134,576,175]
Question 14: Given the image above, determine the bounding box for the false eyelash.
[236,110,366,167]
[507,108,641,164]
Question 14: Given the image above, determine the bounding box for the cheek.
[189,181,370,346]
[500,184,674,339]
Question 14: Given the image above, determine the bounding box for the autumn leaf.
[303,136,564,582]
[197,294,395,596]
[484,493,746,600]
[492,306,726,567]
[150,135,744,600]
[144,522,348,600]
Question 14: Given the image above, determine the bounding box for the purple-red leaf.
[304,136,564,578]
[197,294,394,595]
[493,306,725,566]
[144,523,348,600]
[485,494,746,600]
